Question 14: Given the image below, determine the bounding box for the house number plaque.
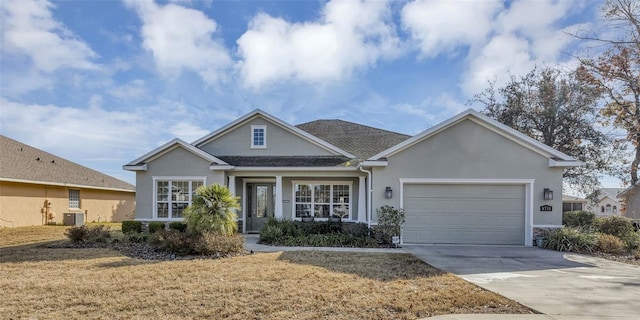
[540,205,552,212]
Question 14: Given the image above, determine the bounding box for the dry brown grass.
[0,225,68,247]
[0,227,532,319]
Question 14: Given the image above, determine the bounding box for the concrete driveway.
[403,245,640,319]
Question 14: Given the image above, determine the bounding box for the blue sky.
[1,0,615,187]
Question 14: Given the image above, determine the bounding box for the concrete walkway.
[404,245,640,320]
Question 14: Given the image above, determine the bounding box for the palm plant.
[184,184,240,236]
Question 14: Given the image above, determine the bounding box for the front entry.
[247,183,275,232]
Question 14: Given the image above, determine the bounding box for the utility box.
[63,213,85,226]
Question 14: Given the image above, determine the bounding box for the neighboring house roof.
[295,119,411,160]
[368,109,581,166]
[124,138,227,169]
[192,109,355,159]
[599,188,624,200]
[562,194,587,203]
[0,135,135,192]
[216,155,351,167]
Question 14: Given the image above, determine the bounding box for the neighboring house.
[620,185,640,220]
[0,135,136,227]
[124,109,580,246]
[562,194,588,213]
[587,188,624,217]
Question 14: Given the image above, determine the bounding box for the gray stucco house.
[124,109,580,246]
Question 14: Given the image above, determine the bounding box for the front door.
[247,183,275,232]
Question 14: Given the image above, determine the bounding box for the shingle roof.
[1,135,135,192]
[295,119,411,160]
[600,188,624,200]
[216,156,351,167]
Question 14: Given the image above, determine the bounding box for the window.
[155,178,204,219]
[606,204,612,213]
[613,206,618,213]
[293,182,351,220]
[601,206,605,213]
[69,189,80,209]
[251,125,266,148]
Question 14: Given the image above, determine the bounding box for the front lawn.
[0,226,532,319]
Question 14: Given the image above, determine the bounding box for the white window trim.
[251,125,267,149]
[152,176,207,220]
[291,180,353,221]
[68,189,80,209]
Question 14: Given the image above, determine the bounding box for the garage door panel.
[403,184,525,245]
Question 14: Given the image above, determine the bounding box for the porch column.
[227,175,236,196]
[275,175,283,219]
[358,176,366,222]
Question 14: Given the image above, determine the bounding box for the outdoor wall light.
[385,186,393,199]
[543,188,554,201]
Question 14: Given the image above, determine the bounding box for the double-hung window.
[293,182,351,220]
[251,125,266,148]
[69,189,80,209]
[155,178,204,219]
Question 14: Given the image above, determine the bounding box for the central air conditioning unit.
[63,213,85,226]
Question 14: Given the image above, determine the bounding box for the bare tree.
[471,67,626,196]
[576,0,640,185]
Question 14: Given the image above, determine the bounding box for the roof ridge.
[296,119,411,138]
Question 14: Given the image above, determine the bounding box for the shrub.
[193,233,245,255]
[595,216,635,238]
[148,221,166,234]
[595,234,627,255]
[543,227,596,253]
[280,234,378,248]
[124,232,148,243]
[65,226,89,243]
[148,230,196,255]
[341,222,369,238]
[169,221,188,233]
[65,225,112,243]
[563,211,595,228]
[184,184,240,236]
[622,232,640,252]
[259,224,284,244]
[377,205,405,244]
[122,221,142,234]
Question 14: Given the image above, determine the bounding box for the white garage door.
[403,184,525,245]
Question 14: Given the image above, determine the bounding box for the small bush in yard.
[148,221,166,234]
[168,221,188,232]
[377,205,405,244]
[563,211,595,228]
[148,230,196,255]
[123,232,148,243]
[543,227,596,253]
[259,224,285,244]
[121,221,142,234]
[595,234,627,255]
[193,233,245,255]
[595,216,635,238]
[65,225,111,243]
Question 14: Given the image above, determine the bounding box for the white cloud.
[400,0,582,95]
[123,0,231,86]
[0,0,98,73]
[236,0,402,89]
[168,122,210,142]
[108,79,148,100]
[401,0,501,58]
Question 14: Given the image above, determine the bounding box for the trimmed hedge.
[148,221,166,234]
[169,221,188,233]
[259,218,377,247]
[122,220,142,234]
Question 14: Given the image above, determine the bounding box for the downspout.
[358,164,373,235]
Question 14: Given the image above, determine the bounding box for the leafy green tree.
[471,67,626,195]
[184,184,240,236]
[576,0,640,185]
